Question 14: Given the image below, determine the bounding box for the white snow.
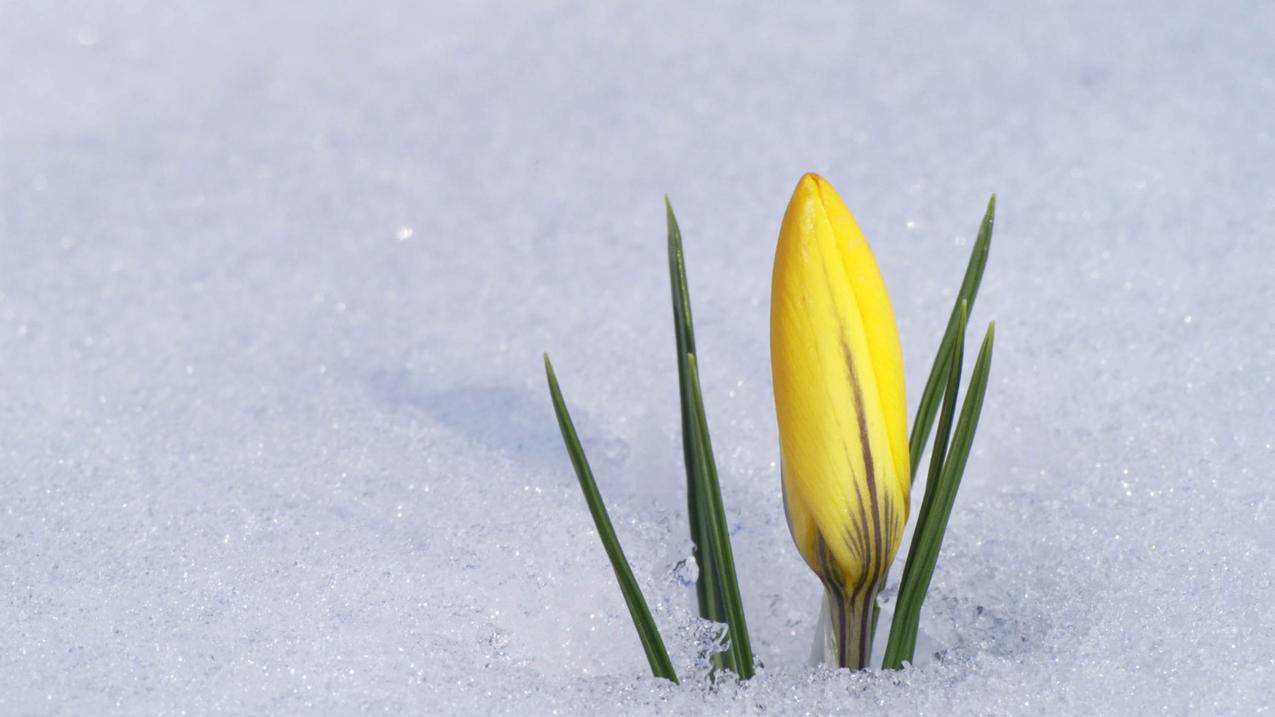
[3,1,1274,714]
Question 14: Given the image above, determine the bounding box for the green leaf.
[666,199,755,678]
[883,303,965,669]
[883,321,995,669]
[908,194,995,484]
[543,354,679,683]
[665,198,726,634]
[684,353,755,679]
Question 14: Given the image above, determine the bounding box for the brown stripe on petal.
[846,474,874,589]
[842,522,866,564]
[841,477,868,565]
[838,333,888,591]
[814,532,843,595]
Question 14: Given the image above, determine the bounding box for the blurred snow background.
[3,1,1274,714]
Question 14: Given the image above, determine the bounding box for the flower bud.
[770,173,910,668]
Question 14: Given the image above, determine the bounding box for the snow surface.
[3,1,1274,714]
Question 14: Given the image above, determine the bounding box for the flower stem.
[818,584,878,670]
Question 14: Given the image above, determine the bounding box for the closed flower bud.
[770,173,910,669]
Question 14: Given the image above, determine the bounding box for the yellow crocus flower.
[770,173,910,669]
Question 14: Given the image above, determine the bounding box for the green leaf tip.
[542,354,679,684]
[908,194,995,483]
[664,206,755,679]
[664,196,717,627]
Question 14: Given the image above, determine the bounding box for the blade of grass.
[665,198,727,634]
[883,322,995,668]
[684,353,755,679]
[908,195,995,484]
[543,354,679,683]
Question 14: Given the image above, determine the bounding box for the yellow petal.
[770,173,909,595]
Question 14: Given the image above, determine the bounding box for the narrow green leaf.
[908,194,995,484]
[543,354,679,683]
[913,301,967,569]
[883,322,995,669]
[684,353,756,679]
[665,198,725,629]
[874,298,973,644]
[883,303,965,669]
